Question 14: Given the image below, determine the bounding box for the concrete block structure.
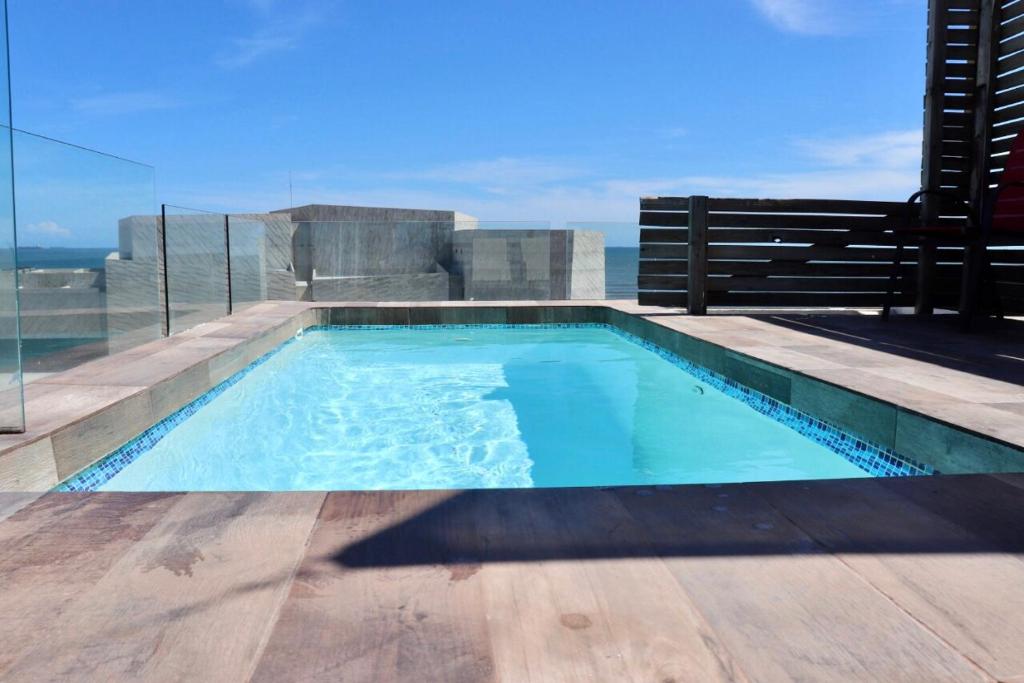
[276,204,478,301]
[451,229,605,301]
[23,203,606,372]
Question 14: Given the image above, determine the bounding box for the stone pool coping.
[0,299,1022,491]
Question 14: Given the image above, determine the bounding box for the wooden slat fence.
[635,0,1024,314]
[638,197,688,307]
[923,0,982,207]
[640,195,1024,312]
[922,0,1024,194]
[640,197,920,311]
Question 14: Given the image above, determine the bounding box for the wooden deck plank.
[471,488,743,682]
[614,484,990,682]
[253,491,495,683]
[756,477,1024,681]
[1,478,1022,681]
[474,490,634,683]
[0,493,182,675]
[875,475,1024,551]
[1,492,323,682]
[534,488,747,682]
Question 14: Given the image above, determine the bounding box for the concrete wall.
[23,205,606,378]
[311,272,450,301]
[308,221,455,278]
[276,205,475,283]
[569,231,606,299]
[451,229,605,301]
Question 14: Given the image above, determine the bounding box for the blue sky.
[8,0,924,246]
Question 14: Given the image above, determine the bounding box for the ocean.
[17,247,113,269]
[604,247,639,300]
[14,246,640,300]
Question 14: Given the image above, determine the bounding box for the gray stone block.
[312,272,449,301]
[451,229,605,301]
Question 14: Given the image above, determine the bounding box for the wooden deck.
[2,475,1023,681]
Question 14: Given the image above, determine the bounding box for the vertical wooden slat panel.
[638,197,688,306]
[687,196,708,315]
[971,0,998,209]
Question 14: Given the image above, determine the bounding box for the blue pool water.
[79,325,912,492]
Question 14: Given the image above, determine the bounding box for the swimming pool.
[60,324,932,491]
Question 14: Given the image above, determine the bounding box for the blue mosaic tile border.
[57,322,933,492]
[597,325,935,478]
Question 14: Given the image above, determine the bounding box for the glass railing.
[291,219,620,302]
[567,221,639,300]
[2,193,637,429]
[162,205,228,334]
[12,130,158,383]
[0,0,19,432]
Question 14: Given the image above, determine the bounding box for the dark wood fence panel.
[638,196,924,310]
[636,195,1024,313]
[638,197,688,307]
[923,0,982,207]
[632,1,1024,314]
[701,198,919,309]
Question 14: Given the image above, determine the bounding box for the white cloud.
[749,0,838,35]
[25,220,71,238]
[749,0,916,36]
[71,91,180,115]
[797,129,921,169]
[602,129,922,202]
[399,157,585,186]
[667,168,918,201]
[217,31,299,68]
[216,8,322,68]
[166,129,922,235]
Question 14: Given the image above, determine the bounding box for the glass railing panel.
[12,130,158,385]
[291,218,604,302]
[0,0,20,432]
[455,221,568,301]
[226,214,269,312]
[295,219,471,302]
[163,205,228,334]
[567,221,638,300]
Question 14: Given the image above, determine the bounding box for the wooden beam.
[687,196,709,315]
[919,0,954,315]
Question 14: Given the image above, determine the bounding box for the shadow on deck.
[333,473,1024,569]
[749,312,1024,386]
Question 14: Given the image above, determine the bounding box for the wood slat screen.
[987,1,1024,187]
[634,1,1024,313]
[638,196,688,307]
[702,198,919,309]
[923,0,982,206]
[636,199,1024,312]
[638,197,923,311]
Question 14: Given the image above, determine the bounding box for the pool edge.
[2,301,1022,492]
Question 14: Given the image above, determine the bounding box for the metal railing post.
[224,214,233,315]
[160,204,170,336]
